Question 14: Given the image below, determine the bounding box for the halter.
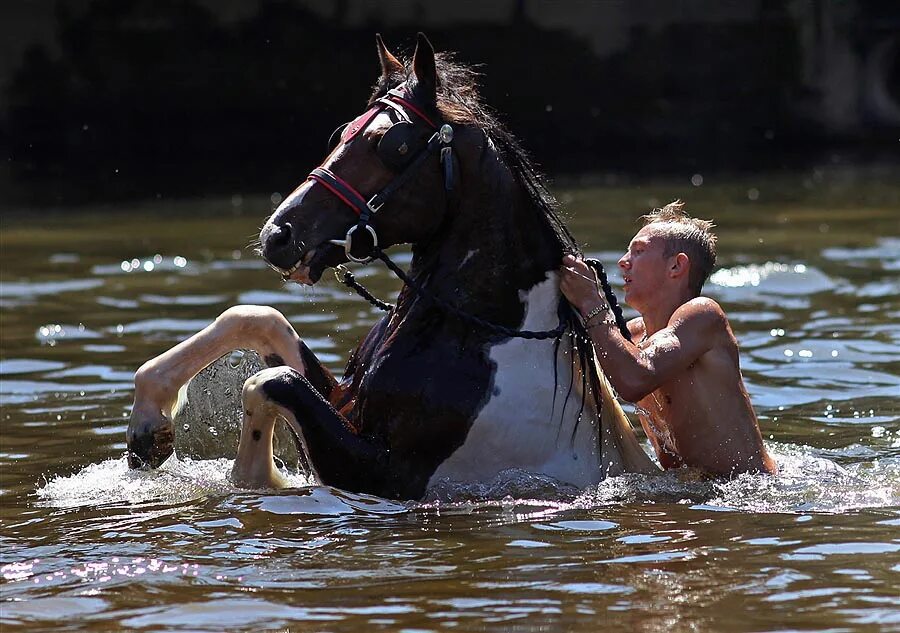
[300,87,632,343]
[306,88,456,264]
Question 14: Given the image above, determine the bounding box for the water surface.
[1,168,899,631]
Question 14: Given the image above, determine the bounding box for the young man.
[561,201,776,476]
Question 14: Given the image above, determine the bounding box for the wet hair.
[641,200,717,294]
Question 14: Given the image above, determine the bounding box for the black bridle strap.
[309,91,443,222]
[367,132,444,211]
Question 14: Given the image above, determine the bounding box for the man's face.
[617,224,672,310]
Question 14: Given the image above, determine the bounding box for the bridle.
[306,87,456,264]
[285,86,632,343]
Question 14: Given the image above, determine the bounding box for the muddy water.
[1,169,898,631]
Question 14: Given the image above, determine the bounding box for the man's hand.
[560,255,608,317]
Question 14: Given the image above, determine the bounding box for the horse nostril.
[270,222,293,248]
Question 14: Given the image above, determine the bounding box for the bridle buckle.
[366,196,385,215]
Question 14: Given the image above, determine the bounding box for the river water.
[1,168,898,631]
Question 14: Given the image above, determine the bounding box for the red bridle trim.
[341,105,381,143]
[383,95,437,129]
[309,90,437,216]
[307,172,364,216]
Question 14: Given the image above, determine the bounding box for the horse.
[126,33,658,500]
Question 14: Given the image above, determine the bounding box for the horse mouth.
[281,243,343,285]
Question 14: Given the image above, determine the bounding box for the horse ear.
[411,32,437,104]
[376,33,403,78]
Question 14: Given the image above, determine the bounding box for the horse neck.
[404,144,564,326]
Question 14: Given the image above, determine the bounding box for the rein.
[335,251,632,342]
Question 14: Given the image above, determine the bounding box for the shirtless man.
[560,200,776,476]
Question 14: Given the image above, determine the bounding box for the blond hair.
[641,200,717,294]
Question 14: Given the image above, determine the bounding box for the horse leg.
[127,305,337,468]
[231,367,386,494]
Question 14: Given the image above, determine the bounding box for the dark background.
[2,0,898,206]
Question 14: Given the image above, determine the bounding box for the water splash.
[576,443,900,513]
[36,456,313,509]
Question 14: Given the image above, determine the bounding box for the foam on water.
[424,441,900,514]
[36,456,314,509]
[36,441,899,515]
[576,443,900,513]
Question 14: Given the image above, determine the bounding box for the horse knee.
[218,305,295,346]
[134,359,175,402]
[242,367,301,410]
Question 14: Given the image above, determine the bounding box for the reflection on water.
[1,171,898,630]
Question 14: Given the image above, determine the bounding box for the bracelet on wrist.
[582,303,609,325]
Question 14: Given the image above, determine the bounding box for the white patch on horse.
[428,272,609,490]
[458,249,479,269]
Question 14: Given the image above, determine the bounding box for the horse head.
[259,34,462,284]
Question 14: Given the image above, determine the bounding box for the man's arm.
[561,259,725,402]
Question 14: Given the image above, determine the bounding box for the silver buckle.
[367,196,384,215]
[328,224,379,264]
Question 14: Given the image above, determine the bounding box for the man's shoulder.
[670,297,730,332]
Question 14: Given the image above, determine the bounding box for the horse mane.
[372,52,604,445]
[370,53,581,258]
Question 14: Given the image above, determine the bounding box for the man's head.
[618,200,717,310]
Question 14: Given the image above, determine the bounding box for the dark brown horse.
[127,34,657,500]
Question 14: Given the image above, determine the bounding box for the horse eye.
[326,122,350,153]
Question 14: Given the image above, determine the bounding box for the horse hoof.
[126,414,175,469]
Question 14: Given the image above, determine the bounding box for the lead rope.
[584,258,632,342]
[335,251,566,339]
[334,251,631,342]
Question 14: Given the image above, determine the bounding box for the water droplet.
[747,187,759,201]
[270,192,283,206]
[783,349,794,357]
[691,173,703,187]
[153,254,163,264]
[143,261,154,272]
[227,350,245,368]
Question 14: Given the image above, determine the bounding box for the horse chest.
[355,324,494,456]
[427,276,603,489]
